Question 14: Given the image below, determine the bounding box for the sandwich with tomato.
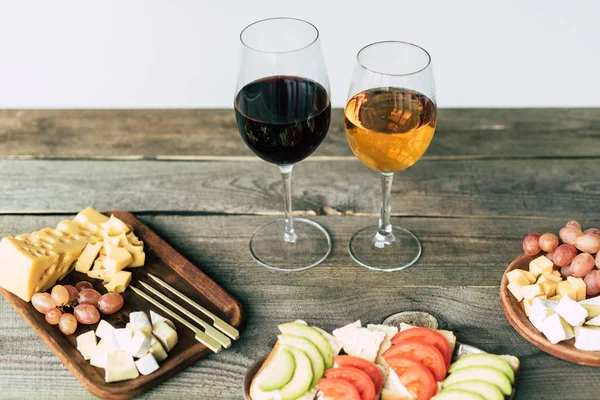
[248,320,519,400]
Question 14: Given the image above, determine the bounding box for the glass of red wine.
[234,18,332,271]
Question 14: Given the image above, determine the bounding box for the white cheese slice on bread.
[367,324,398,365]
[333,320,386,363]
[381,367,415,400]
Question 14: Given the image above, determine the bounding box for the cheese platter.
[0,209,244,399]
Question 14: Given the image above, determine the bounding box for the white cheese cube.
[113,327,133,350]
[542,314,574,344]
[367,324,399,365]
[150,310,176,330]
[555,296,588,327]
[76,330,97,361]
[529,298,559,332]
[95,320,115,340]
[332,321,386,363]
[574,326,600,351]
[149,336,168,362]
[130,311,152,334]
[90,348,109,369]
[585,315,600,326]
[580,297,600,319]
[152,321,178,352]
[105,350,139,383]
[135,353,160,375]
[125,330,153,358]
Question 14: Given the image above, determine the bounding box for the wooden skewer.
[139,281,231,348]
[130,286,222,353]
[148,273,240,340]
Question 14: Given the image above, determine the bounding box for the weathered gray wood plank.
[0,158,598,218]
[0,109,598,159]
[3,286,600,399]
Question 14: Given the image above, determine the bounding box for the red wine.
[234,76,331,165]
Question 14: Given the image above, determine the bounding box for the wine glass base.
[348,225,422,271]
[250,218,332,272]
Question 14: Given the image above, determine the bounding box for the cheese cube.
[103,270,132,293]
[549,295,562,301]
[125,330,153,358]
[103,247,133,274]
[529,297,559,331]
[539,281,557,297]
[152,321,179,352]
[148,336,168,362]
[529,255,554,277]
[74,242,103,273]
[540,273,563,284]
[555,296,588,327]
[130,311,152,334]
[522,284,544,299]
[105,351,139,383]
[88,258,111,281]
[150,310,176,330]
[579,297,600,319]
[585,315,600,326]
[103,232,128,247]
[113,327,133,350]
[74,207,109,233]
[552,270,562,277]
[101,215,130,235]
[542,314,574,344]
[507,269,534,286]
[76,330,97,360]
[366,324,399,365]
[574,326,600,351]
[507,282,525,302]
[523,298,536,317]
[96,320,115,340]
[124,243,145,268]
[567,277,586,302]
[0,231,86,301]
[127,232,143,246]
[135,353,160,375]
[90,348,109,369]
[557,280,577,301]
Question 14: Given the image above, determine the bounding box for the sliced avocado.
[278,347,313,400]
[278,322,333,369]
[448,354,515,383]
[443,367,512,396]
[278,334,324,388]
[257,347,295,392]
[445,380,504,400]
[432,389,485,400]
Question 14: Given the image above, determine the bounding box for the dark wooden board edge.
[500,253,600,367]
[0,211,245,399]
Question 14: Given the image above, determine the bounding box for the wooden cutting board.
[0,211,244,399]
[500,253,600,367]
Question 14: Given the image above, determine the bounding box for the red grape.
[51,285,69,306]
[575,233,600,254]
[31,293,56,314]
[539,233,559,252]
[75,281,94,292]
[570,253,596,278]
[585,270,600,296]
[566,220,582,230]
[74,304,101,325]
[45,308,62,325]
[523,233,542,256]
[78,289,101,307]
[546,251,555,262]
[585,228,600,236]
[560,265,571,278]
[58,313,78,335]
[63,285,79,304]
[97,293,124,315]
[559,227,583,245]
[596,252,600,269]
[554,244,578,267]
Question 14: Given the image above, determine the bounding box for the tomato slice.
[385,356,437,400]
[333,355,383,394]
[324,367,376,400]
[391,327,452,367]
[318,378,361,400]
[383,339,447,381]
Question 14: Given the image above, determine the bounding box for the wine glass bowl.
[234,18,332,271]
[344,41,437,271]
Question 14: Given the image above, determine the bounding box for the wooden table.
[0,109,599,399]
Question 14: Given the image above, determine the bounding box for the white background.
[0,0,598,109]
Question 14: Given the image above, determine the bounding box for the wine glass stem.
[279,164,297,243]
[375,172,396,248]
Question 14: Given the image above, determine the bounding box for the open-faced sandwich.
[249,320,519,400]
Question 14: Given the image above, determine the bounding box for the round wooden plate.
[500,253,600,367]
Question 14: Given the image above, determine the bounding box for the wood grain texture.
[0,108,599,159]
[1,157,599,217]
[0,212,243,399]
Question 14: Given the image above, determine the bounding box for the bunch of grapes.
[31,281,124,335]
[523,221,600,296]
